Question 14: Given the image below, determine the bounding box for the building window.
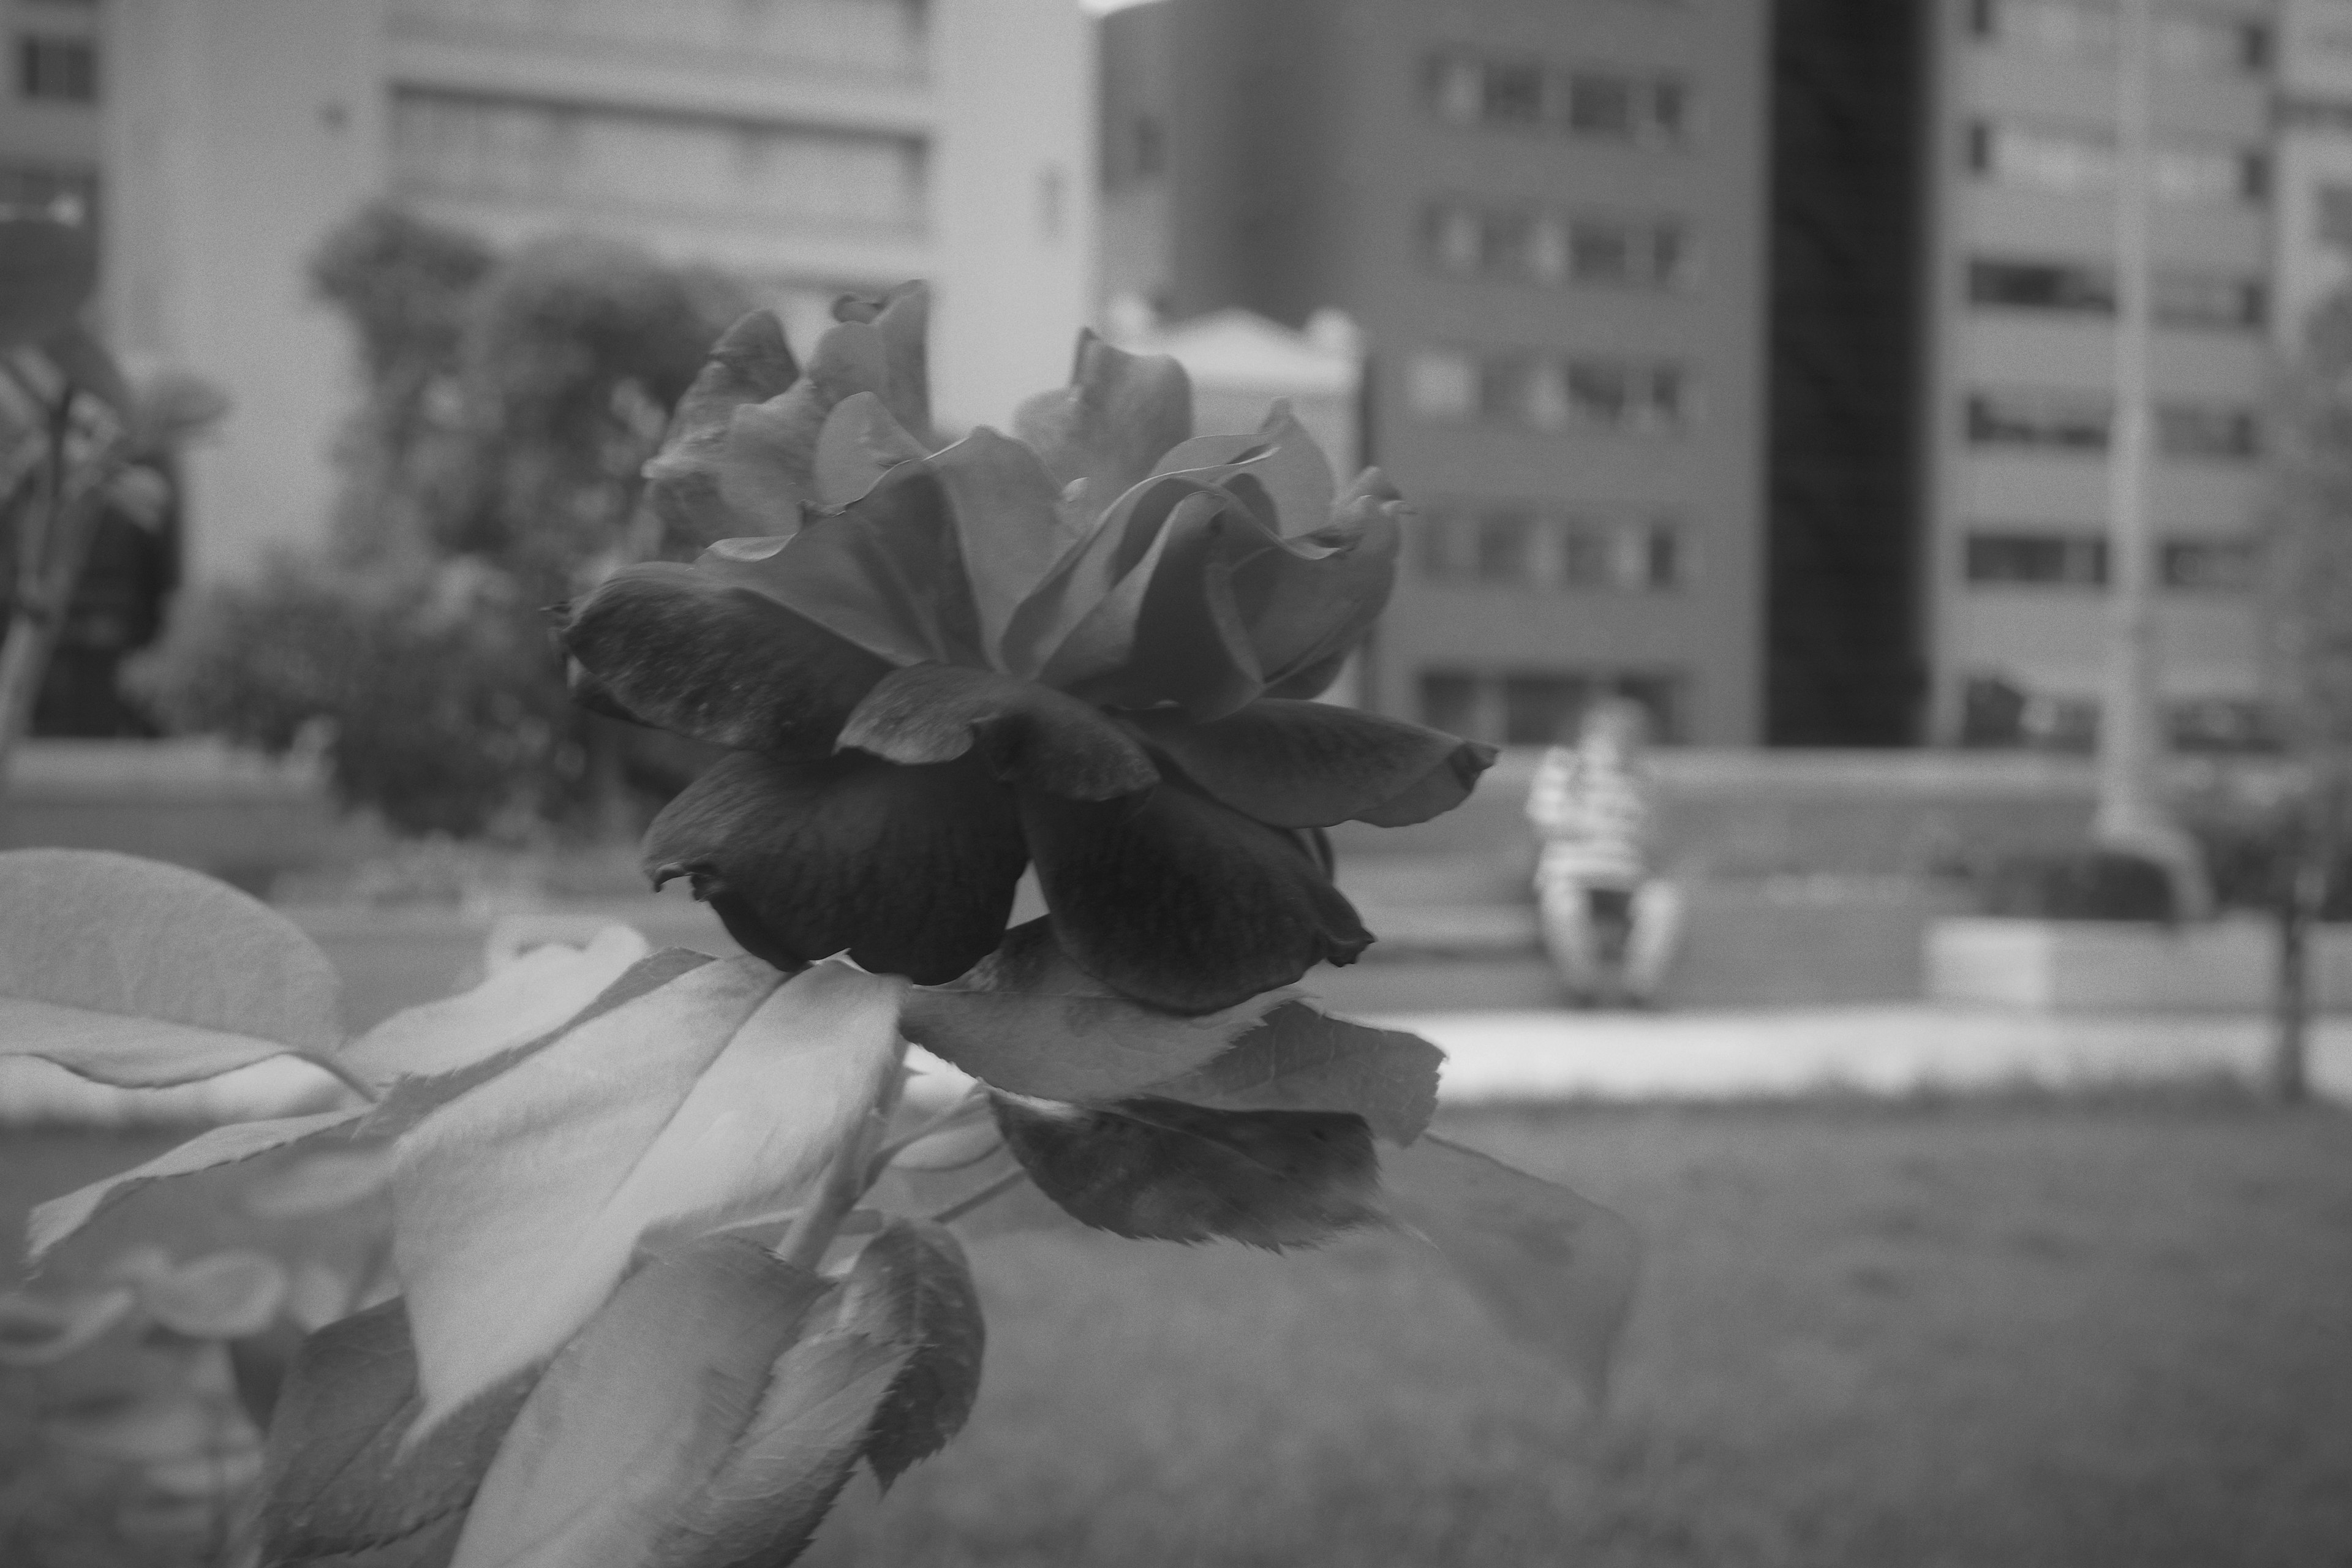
[1410,349,1689,434]
[1970,1,2269,74]
[1965,529,2110,585]
[1967,119,2265,205]
[0,161,94,224]
[1418,668,1686,745]
[1425,51,1691,146]
[2155,402,2258,459]
[388,0,929,77]
[16,34,94,102]
[1426,201,1690,290]
[2161,537,2255,589]
[1965,391,2258,458]
[1965,529,2258,589]
[1964,389,2111,450]
[1419,505,1686,591]
[1966,257,2265,330]
[390,91,927,232]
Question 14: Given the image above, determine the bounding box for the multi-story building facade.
[1926,0,2278,750]
[2274,0,2352,343]
[4,0,1094,581]
[1105,0,1772,746]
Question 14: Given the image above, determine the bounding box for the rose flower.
[564,284,1494,1014]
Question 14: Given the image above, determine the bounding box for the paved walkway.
[8,1005,2346,1129]
[1381,1006,2352,1103]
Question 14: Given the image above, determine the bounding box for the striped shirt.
[1526,744,1654,890]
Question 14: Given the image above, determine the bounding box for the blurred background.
[3,2,2351,1566]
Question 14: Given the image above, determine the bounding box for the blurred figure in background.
[1527,697,1684,1008]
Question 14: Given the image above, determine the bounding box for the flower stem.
[930,1165,1026,1226]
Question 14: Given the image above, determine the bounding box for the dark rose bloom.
[565,284,1494,1013]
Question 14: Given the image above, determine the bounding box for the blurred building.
[1101,0,1772,745]
[2,0,1095,581]
[2274,2,2352,347]
[1927,0,2277,753]
[1105,0,2329,753]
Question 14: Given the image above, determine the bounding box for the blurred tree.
[146,205,752,837]
[1,212,225,764]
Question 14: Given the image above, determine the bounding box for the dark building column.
[1765,0,1932,745]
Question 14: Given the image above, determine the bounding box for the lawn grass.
[7,1098,2351,1568]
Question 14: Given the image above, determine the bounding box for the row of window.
[1967,258,2264,331]
[390,0,930,78]
[1964,391,2258,459]
[1425,51,1690,146]
[1417,508,1685,592]
[1968,120,2264,205]
[1408,350,1688,434]
[390,89,927,230]
[1425,201,1691,292]
[1961,679,2275,754]
[16,33,92,102]
[0,160,94,226]
[1421,669,1686,747]
[1963,530,2255,589]
[1969,0,2270,75]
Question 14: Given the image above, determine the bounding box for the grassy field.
[6,1097,2351,1568]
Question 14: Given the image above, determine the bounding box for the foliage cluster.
[142,206,751,836]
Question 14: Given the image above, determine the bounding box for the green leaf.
[0,849,343,1085]
[259,1297,537,1568]
[1139,1000,1444,1146]
[390,958,905,1434]
[1379,1136,1640,1401]
[0,214,97,349]
[846,1219,985,1489]
[137,1248,288,1338]
[900,919,1281,1101]
[356,946,715,1137]
[993,1096,1382,1250]
[26,949,715,1267]
[451,1235,924,1568]
[26,1109,368,1265]
[448,1238,842,1568]
[337,925,649,1089]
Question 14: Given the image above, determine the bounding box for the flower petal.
[812,390,929,509]
[1125,699,1496,827]
[644,750,1028,983]
[838,663,1158,801]
[927,428,1088,660]
[831,281,935,443]
[903,918,1282,1099]
[712,317,894,528]
[1012,329,1192,519]
[699,457,989,669]
[1147,401,1336,539]
[1004,432,1342,706]
[1068,490,1264,720]
[641,311,805,549]
[1231,467,1404,689]
[562,562,889,753]
[1022,779,1372,1013]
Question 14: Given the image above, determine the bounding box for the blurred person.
[1526,697,1684,1007]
